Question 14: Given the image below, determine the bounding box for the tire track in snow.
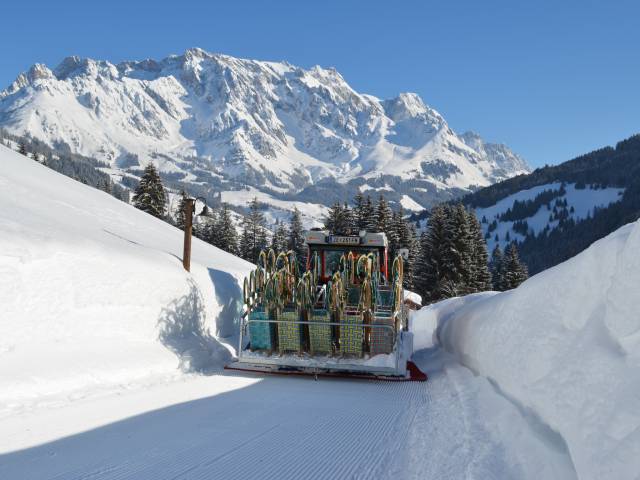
[4,351,571,480]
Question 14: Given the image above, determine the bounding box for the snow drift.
[0,145,253,416]
[412,220,640,479]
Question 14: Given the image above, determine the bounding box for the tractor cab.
[305,230,389,284]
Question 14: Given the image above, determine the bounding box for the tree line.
[322,194,528,304]
[2,129,128,202]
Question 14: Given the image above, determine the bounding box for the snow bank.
[412,220,640,479]
[0,145,253,416]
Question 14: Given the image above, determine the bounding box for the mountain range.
[0,48,528,216]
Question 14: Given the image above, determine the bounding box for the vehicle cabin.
[305,230,389,284]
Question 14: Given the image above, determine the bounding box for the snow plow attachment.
[225,232,427,382]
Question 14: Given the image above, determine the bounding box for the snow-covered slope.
[0,144,253,416]
[0,48,529,210]
[476,182,625,252]
[413,219,640,480]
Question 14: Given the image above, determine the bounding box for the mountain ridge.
[0,48,529,210]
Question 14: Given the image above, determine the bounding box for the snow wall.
[0,145,253,412]
[411,220,640,480]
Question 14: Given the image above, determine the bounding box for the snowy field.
[0,144,634,479]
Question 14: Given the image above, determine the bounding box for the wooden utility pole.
[182,198,195,272]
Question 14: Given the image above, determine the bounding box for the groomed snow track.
[0,349,576,480]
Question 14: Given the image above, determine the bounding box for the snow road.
[0,349,575,480]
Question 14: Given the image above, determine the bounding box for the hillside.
[414,216,640,480]
[411,134,640,274]
[0,143,254,416]
[0,48,528,213]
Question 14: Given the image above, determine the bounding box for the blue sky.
[1,0,638,168]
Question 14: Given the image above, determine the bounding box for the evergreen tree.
[132,163,166,219]
[443,204,473,295]
[467,212,492,292]
[362,195,376,232]
[342,202,354,235]
[323,202,350,235]
[501,243,529,290]
[375,195,393,235]
[403,222,419,290]
[239,228,252,262]
[288,207,306,270]
[323,202,340,234]
[175,189,189,230]
[271,219,288,253]
[490,245,505,291]
[100,178,112,194]
[414,205,449,303]
[413,204,493,304]
[388,209,403,259]
[195,208,217,244]
[215,203,238,255]
[18,142,27,156]
[352,192,366,232]
[240,197,269,262]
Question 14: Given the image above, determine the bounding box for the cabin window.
[324,250,343,276]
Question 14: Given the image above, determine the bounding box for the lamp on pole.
[182,196,209,272]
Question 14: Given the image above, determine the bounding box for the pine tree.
[323,202,350,235]
[18,142,27,156]
[403,222,419,290]
[240,197,269,262]
[215,203,238,255]
[413,204,492,304]
[342,203,354,235]
[467,212,492,292]
[490,245,505,291]
[288,207,306,270]
[414,205,449,303]
[271,219,288,253]
[175,189,189,230]
[239,228,252,262]
[443,204,473,295]
[387,208,402,259]
[502,243,529,290]
[353,192,366,232]
[132,163,166,219]
[375,195,393,235]
[101,178,112,194]
[195,212,214,244]
[363,195,376,232]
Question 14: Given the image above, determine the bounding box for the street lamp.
[182,196,208,272]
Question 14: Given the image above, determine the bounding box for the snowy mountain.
[460,131,529,179]
[0,48,529,213]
